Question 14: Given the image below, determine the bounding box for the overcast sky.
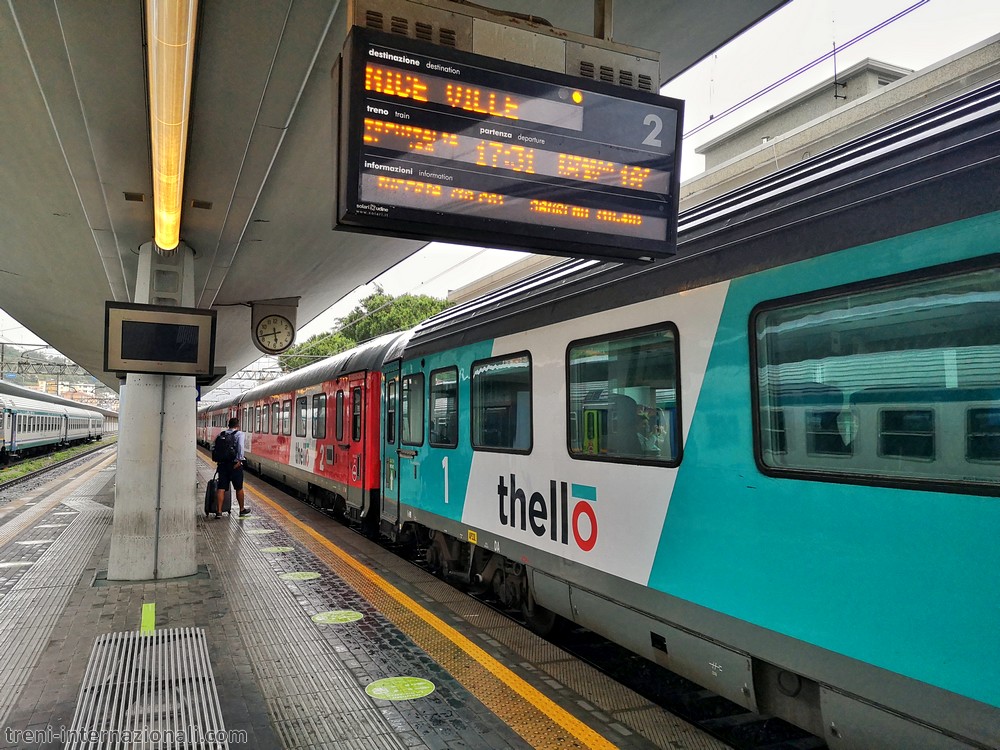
[2,0,996,350]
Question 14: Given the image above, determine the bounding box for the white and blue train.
[201,81,1000,749]
[0,382,116,465]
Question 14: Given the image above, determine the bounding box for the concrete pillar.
[108,244,198,580]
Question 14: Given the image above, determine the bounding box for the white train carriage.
[1,394,68,461]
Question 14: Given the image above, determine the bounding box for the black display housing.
[335,27,683,262]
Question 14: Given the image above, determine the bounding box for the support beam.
[108,244,198,580]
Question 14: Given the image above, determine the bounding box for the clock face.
[255,314,294,353]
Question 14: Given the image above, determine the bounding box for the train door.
[345,372,366,517]
[381,361,401,531]
[395,366,424,513]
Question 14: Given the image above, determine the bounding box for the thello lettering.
[497,475,597,551]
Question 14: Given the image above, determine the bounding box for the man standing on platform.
[214,416,250,518]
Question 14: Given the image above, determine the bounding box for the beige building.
[449,33,1000,303]
[682,33,1000,208]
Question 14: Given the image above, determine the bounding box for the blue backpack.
[212,430,238,464]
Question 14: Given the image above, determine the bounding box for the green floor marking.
[280,571,320,581]
[245,529,276,535]
[140,602,155,634]
[261,546,294,553]
[311,610,364,624]
[365,677,435,701]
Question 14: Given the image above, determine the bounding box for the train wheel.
[522,590,559,636]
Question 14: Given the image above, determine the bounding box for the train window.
[967,408,1000,461]
[429,367,458,448]
[763,409,788,454]
[386,380,397,445]
[295,397,308,437]
[263,402,271,434]
[336,390,345,441]
[271,403,279,435]
[754,265,1000,487]
[313,394,327,439]
[282,400,291,436]
[806,410,854,456]
[879,409,935,460]
[401,374,424,446]
[472,353,531,453]
[351,388,362,441]
[567,326,680,465]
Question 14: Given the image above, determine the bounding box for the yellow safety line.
[219,466,618,750]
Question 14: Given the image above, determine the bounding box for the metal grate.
[65,628,227,749]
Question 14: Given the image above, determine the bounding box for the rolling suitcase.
[204,471,232,516]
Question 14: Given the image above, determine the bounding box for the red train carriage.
[198,332,409,531]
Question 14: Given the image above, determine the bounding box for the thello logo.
[496,475,598,551]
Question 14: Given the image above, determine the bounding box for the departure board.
[335,27,683,262]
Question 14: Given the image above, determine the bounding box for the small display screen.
[121,321,200,363]
[337,27,683,262]
[104,302,216,377]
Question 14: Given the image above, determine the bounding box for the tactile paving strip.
[0,457,115,727]
[210,504,536,750]
[543,660,653,712]
[206,536,403,749]
[237,488,622,750]
[614,706,729,750]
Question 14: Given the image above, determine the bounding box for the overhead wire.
[682,0,930,139]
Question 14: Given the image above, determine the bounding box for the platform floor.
[0,447,726,750]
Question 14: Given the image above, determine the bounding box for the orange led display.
[340,27,683,260]
[365,65,428,101]
[364,119,659,192]
[444,84,519,119]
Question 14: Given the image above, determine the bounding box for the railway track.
[417,551,828,750]
[0,440,117,494]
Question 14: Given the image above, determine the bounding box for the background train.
[199,81,1000,749]
[0,381,118,465]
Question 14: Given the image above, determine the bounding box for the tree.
[278,287,452,372]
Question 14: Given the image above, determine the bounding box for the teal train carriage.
[376,82,1000,749]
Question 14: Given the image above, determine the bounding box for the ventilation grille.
[65,629,226,747]
[363,9,457,47]
[577,60,655,91]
